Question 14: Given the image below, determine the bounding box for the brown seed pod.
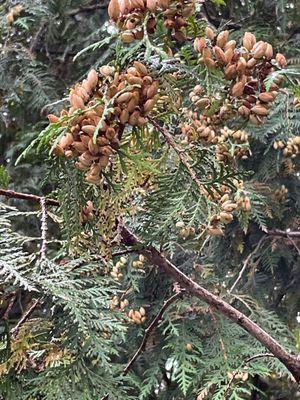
[194,37,206,52]
[47,114,60,123]
[258,92,275,103]
[73,141,87,153]
[205,26,215,41]
[143,98,157,114]
[251,105,269,116]
[224,64,237,80]
[121,32,135,43]
[216,30,229,48]
[214,46,227,64]
[59,132,73,149]
[276,53,287,68]
[253,42,267,59]
[146,0,157,11]
[87,69,99,90]
[70,93,85,110]
[238,105,250,118]
[120,109,130,124]
[265,43,273,60]
[231,81,245,97]
[108,0,120,21]
[224,40,236,51]
[243,32,256,51]
[82,125,96,136]
[133,61,148,76]
[224,48,234,64]
[147,81,159,98]
[116,92,133,103]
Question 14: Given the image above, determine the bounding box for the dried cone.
[108,0,120,20]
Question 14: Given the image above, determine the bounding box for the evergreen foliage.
[0,0,300,399]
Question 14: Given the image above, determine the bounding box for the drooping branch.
[123,290,185,375]
[120,226,300,382]
[1,188,300,381]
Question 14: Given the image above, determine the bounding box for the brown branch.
[0,189,59,206]
[229,236,267,293]
[3,291,17,320]
[150,119,205,193]
[123,290,185,375]
[266,229,300,238]
[1,188,300,381]
[245,353,275,364]
[120,226,300,382]
[11,299,40,338]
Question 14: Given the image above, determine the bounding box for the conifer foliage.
[0,0,300,399]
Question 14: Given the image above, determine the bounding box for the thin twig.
[225,353,276,396]
[3,292,17,320]
[39,197,47,260]
[245,353,275,363]
[266,229,300,238]
[150,119,204,193]
[123,290,186,375]
[229,236,267,293]
[0,189,59,206]
[11,299,40,338]
[288,236,300,256]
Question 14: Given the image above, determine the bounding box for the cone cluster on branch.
[128,307,146,324]
[108,0,195,42]
[50,62,159,184]
[193,29,286,125]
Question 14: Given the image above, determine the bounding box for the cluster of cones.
[50,62,159,184]
[193,29,287,125]
[108,0,195,42]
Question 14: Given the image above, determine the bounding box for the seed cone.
[51,63,159,185]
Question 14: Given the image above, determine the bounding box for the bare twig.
[123,290,185,375]
[3,292,17,320]
[0,189,59,206]
[266,229,300,238]
[39,197,48,260]
[288,236,300,256]
[225,353,276,395]
[245,353,275,363]
[229,236,267,294]
[11,299,40,338]
[150,119,205,193]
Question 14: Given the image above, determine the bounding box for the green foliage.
[1,0,300,399]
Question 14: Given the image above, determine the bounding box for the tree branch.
[11,299,40,338]
[120,226,300,382]
[229,236,267,293]
[123,290,185,375]
[0,189,59,206]
[150,119,205,193]
[1,188,299,381]
[266,229,300,238]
